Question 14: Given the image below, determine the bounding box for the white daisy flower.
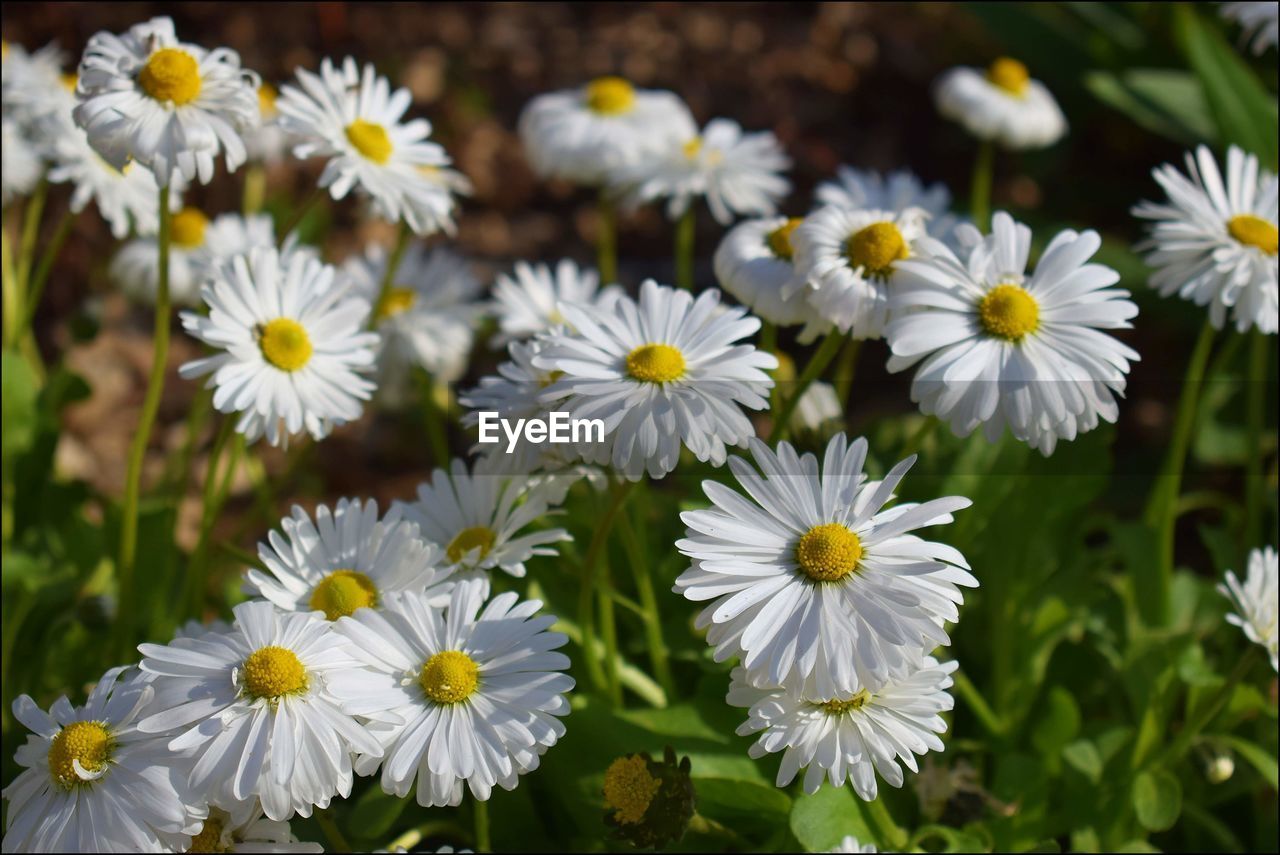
[245,82,292,165]
[1132,145,1278,334]
[712,216,830,340]
[886,211,1140,455]
[329,582,574,807]
[73,16,260,185]
[792,380,843,434]
[615,117,791,225]
[727,656,957,799]
[46,128,172,239]
[245,498,454,621]
[110,206,213,306]
[401,162,472,237]
[490,258,621,345]
[1222,2,1279,54]
[792,205,931,339]
[187,804,323,854]
[934,58,1066,150]
[829,834,878,853]
[342,241,485,387]
[1219,546,1278,671]
[276,56,461,235]
[534,279,778,480]
[394,457,571,586]
[2,117,42,205]
[674,434,975,697]
[2,666,205,852]
[2,41,69,127]
[179,246,380,447]
[816,166,962,247]
[517,76,697,186]
[137,600,386,821]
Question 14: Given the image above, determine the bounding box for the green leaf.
[788,786,874,852]
[694,777,791,820]
[1220,735,1280,789]
[1084,69,1217,147]
[1062,739,1104,783]
[1,350,39,460]
[1132,768,1183,832]
[1033,686,1082,755]
[347,782,409,839]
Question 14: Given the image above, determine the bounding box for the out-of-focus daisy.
[792,205,930,339]
[615,118,791,224]
[246,498,453,621]
[674,434,975,697]
[1,118,41,205]
[277,57,461,235]
[829,834,878,853]
[137,600,385,821]
[518,76,697,186]
[1,667,204,852]
[490,258,620,345]
[728,657,957,799]
[110,206,213,306]
[1222,2,1279,54]
[792,380,843,434]
[402,161,472,237]
[1132,145,1278,334]
[886,211,1140,455]
[1219,546,1278,671]
[187,805,323,854]
[934,58,1066,150]
[816,166,961,247]
[192,211,287,276]
[713,215,830,340]
[74,16,260,185]
[46,129,173,239]
[535,279,777,480]
[394,457,571,585]
[2,41,67,125]
[245,82,292,165]
[330,582,574,807]
[179,246,379,447]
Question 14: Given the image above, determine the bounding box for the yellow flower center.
[1228,214,1279,255]
[308,569,378,621]
[846,221,908,278]
[538,369,565,389]
[419,650,480,704]
[258,318,313,372]
[138,48,202,106]
[376,286,417,320]
[682,137,703,159]
[61,73,78,92]
[603,755,660,826]
[766,218,804,261]
[241,645,308,700]
[258,83,278,117]
[47,721,112,789]
[979,283,1040,342]
[818,689,872,715]
[171,207,208,249]
[626,343,686,384]
[585,76,636,115]
[986,57,1030,97]
[345,119,393,164]
[187,816,228,853]
[795,523,862,582]
[446,526,497,564]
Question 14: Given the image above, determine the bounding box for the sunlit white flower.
[3,41,67,123]
[137,600,385,821]
[330,582,574,806]
[792,205,930,339]
[1222,2,1279,54]
[277,57,461,235]
[2,118,41,205]
[674,434,975,697]
[828,834,878,853]
[886,211,1140,455]
[934,58,1066,150]
[2,667,204,852]
[179,246,379,447]
[792,380,843,434]
[1132,145,1278,334]
[816,166,962,247]
[244,82,292,165]
[713,216,829,340]
[187,804,323,854]
[74,16,260,185]
[518,76,697,186]
[1219,546,1278,671]
[615,118,791,224]
[110,206,215,305]
[245,498,454,622]
[490,259,620,345]
[535,279,777,480]
[47,131,172,238]
[728,656,957,799]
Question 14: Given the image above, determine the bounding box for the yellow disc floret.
[258,83,278,117]
[61,73,78,92]
[795,522,863,582]
[345,119,393,164]
[682,137,703,159]
[47,721,112,789]
[978,283,1040,342]
[626,343,686,384]
[241,645,307,700]
[138,48,202,106]
[585,76,636,115]
[171,207,209,248]
[818,689,872,715]
[187,816,227,853]
[447,526,497,564]
[986,57,1030,97]
[309,569,378,620]
[376,286,417,320]
[1228,214,1278,255]
[419,650,480,704]
[766,218,804,261]
[258,318,313,372]
[603,755,660,826]
[846,222,908,278]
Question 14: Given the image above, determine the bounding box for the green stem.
[315,808,351,853]
[1151,648,1257,770]
[618,496,675,700]
[242,163,266,216]
[164,387,213,497]
[952,668,1005,740]
[184,417,238,617]
[116,184,172,659]
[420,370,451,465]
[675,205,695,289]
[832,337,862,409]
[16,178,47,290]
[276,185,324,245]
[598,578,622,705]
[1,228,19,348]
[768,330,846,444]
[473,796,491,852]
[370,221,412,330]
[1143,319,1216,626]
[597,189,618,284]
[970,139,995,230]
[900,415,940,460]
[21,209,75,332]
[860,796,909,850]
[1244,330,1268,551]
[577,478,635,694]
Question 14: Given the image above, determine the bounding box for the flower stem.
[832,336,862,408]
[860,796,909,850]
[597,189,618,284]
[970,139,995,230]
[598,577,623,705]
[418,370,451,465]
[370,221,412,330]
[1151,647,1257,770]
[183,416,239,618]
[952,667,1005,740]
[617,492,675,700]
[242,163,266,216]
[15,178,47,290]
[578,478,635,696]
[675,205,695,289]
[315,808,351,853]
[1244,330,1268,551]
[473,796,491,853]
[277,184,324,245]
[21,209,76,332]
[768,330,846,444]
